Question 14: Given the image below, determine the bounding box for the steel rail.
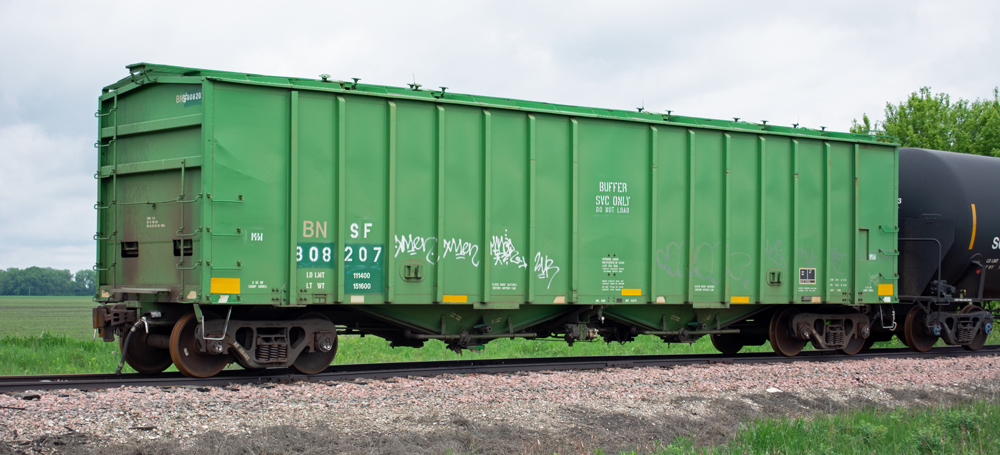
[2,345,998,393]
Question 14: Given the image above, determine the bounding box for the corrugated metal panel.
[95,64,898,335]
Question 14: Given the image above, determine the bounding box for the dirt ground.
[4,376,999,455]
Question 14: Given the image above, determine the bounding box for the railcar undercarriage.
[93,299,994,378]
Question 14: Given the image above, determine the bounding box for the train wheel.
[861,335,878,352]
[838,334,866,355]
[904,306,937,352]
[291,313,338,374]
[769,308,807,357]
[169,312,232,378]
[120,324,172,374]
[896,331,909,347]
[710,333,744,355]
[962,305,989,351]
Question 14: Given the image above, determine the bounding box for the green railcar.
[93,63,898,377]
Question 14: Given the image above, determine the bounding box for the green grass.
[0,296,96,340]
[0,332,136,375]
[333,334,759,364]
[628,400,1000,455]
[0,296,141,374]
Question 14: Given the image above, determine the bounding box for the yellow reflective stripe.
[621,288,641,296]
[969,204,977,250]
[443,294,467,303]
[210,278,241,294]
[730,296,750,304]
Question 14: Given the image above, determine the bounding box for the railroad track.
[2,345,998,393]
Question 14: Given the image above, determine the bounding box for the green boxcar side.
[96,64,898,338]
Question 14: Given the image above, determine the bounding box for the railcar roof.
[106,62,892,144]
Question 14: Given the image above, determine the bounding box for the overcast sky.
[1,0,998,272]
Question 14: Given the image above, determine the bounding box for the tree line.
[0,267,96,296]
[852,87,1000,156]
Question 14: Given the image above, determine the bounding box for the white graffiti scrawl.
[534,252,560,289]
[442,238,480,266]
[393,234,480,267]
[394,234,438,264]
[490,231,527,268]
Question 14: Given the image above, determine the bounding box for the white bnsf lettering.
[175,92,202,104]
[350,222,373,239]
[992,237,999,250]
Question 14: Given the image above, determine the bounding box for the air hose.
[115,316,147,375]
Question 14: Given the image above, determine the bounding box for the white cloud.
[0,123,94,271]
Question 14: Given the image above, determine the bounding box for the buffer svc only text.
[596,181,630,214]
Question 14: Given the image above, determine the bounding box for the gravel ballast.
[2,355,999,454]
